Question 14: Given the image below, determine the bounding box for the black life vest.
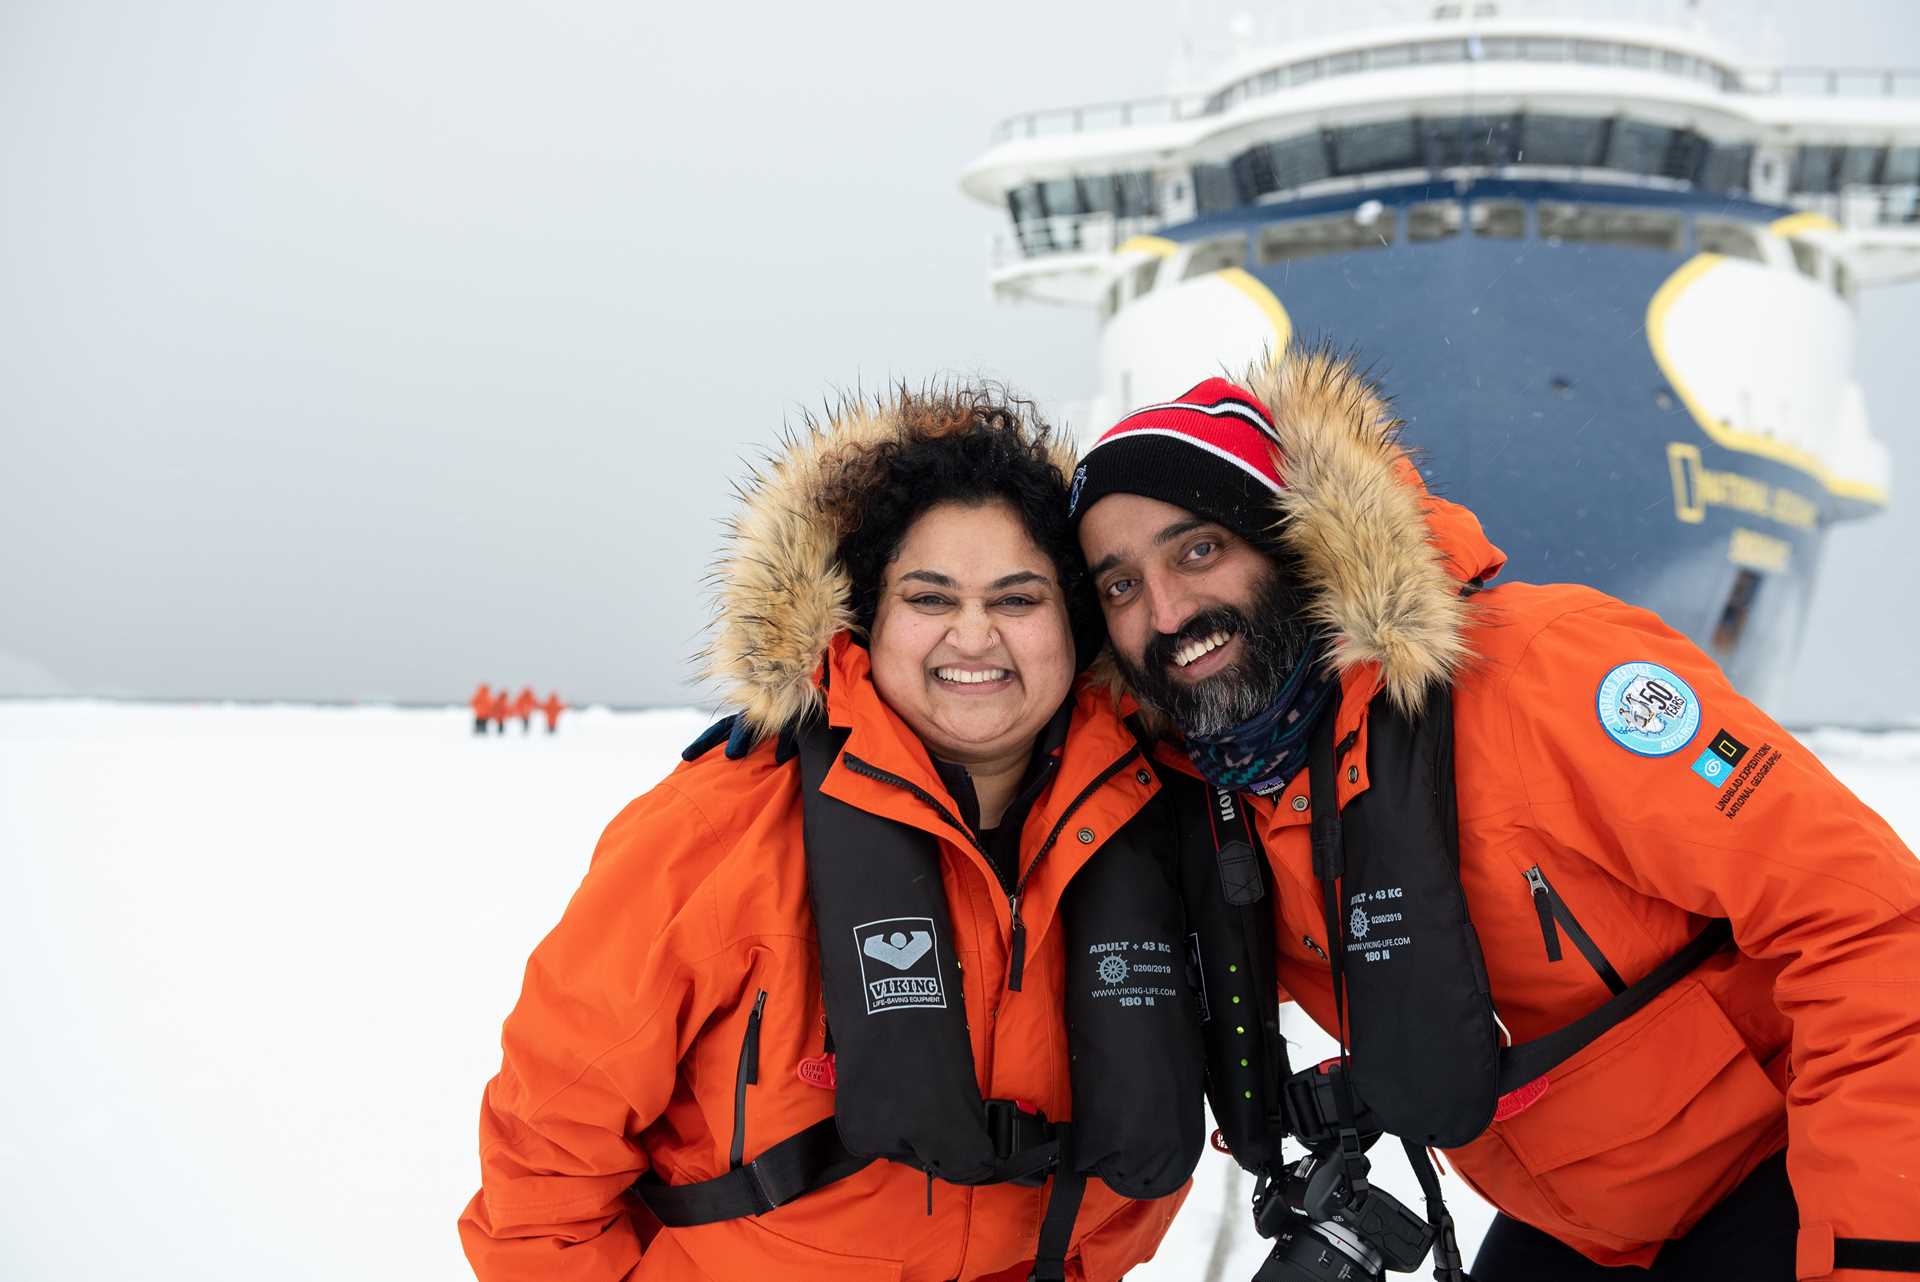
[1176,689,1733,1168]
[633,718,1206,1280]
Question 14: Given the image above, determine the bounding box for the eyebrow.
[897,569,1052,591]
[1088,518,1217,581]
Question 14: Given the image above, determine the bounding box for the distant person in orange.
[539,691,564,734]
[489,685,512,734]
[513,686,536,733]
[469,683,493,735]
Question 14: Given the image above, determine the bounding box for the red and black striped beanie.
[1066,377,1285,543]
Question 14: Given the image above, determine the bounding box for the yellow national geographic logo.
[1667,443,1818,531]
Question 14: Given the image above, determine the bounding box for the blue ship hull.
[1149,180,1875,700]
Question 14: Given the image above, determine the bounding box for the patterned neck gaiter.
[1184,647,1339,797]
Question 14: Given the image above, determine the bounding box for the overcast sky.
[2,0,1916,724]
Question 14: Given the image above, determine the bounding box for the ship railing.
[1786,187,1920,229]
[989,214,1164,267]
[1740,67,1920,97]
[989,94,1208,143]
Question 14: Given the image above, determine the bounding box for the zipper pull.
[1303,934,1328,961]
[744,989,767,1084]
[1524,866,1562,963]
[925,1167,935,1216]
[1007,896,1027,992]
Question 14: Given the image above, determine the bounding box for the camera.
[1249,1062,1436,1281]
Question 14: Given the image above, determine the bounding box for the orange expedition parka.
[459,397,1189,1281]
[471,684,493,718]
[1118,351,1920,1279]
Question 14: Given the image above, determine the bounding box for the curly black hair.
[820,387,1103,668]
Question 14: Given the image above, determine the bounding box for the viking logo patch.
[852,917,947,1014]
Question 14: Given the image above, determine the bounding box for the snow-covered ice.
[2,701,1915,1281]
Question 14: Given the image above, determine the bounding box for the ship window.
[1539,204,1684,251]
[1332,119,1419,174]
[1327,51,1363,76]
[1424,114,1520,167]
[1008,186,1044,224]
[1271,133,1333,187]
[1370,44,1413,70]
[1700,144,1753,195]
[1042,179,1083,216]
[1291,59,1322,86]
[1619,44,1653,68]
[1131,258,1161,296]
[1524,38,1570,61]
[1257,214,1392,263]
[1788,239,1822,279]
[1520,114,1608,167]
[1408,201,1462,241]
[1479,37,1521,60]
[1795,147,1841,194]
[1663,130,1710,182]
[1193,164,1239,214]
[1470,201,1526,238]
[1838,146,1885,186]
[1574,40,1614,65]
[1885,147,1920,185]
[1232,145,1280,199]
[1419,39,1467,63]
[1081,175,1117,213]
[1660,50,1687,75]
[1257,69,1281,94]
[1606,121,1675,176]
[1695,219,1765,262]
[1115,172,1158,217]
[1184,236,1248,279]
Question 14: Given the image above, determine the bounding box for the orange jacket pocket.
[1498,981,1783,1247]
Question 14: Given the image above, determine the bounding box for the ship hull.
[1097,180,1880,701]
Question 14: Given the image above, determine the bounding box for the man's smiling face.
[1078,492,1314,735]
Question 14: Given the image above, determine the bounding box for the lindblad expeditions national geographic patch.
[1596,661,1702,757]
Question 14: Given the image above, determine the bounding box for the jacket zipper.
[1302,934,1328,961]
[728,988,767,1170]
[843,745,1143,993]
[1522,865,1627,995]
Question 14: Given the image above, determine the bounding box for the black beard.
[1113,565,1318,737]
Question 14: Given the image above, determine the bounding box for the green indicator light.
[1228,964,1238,973]
[1244,1089,1253,1099]
[1231,995,1241,1004]
[1235,1025,1245,1034]
[1240,1058,1249,1067]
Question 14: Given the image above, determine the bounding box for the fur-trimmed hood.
[1092,346,1506,716]
[701,388,1077,741]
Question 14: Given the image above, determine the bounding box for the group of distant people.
[470,684,565,735]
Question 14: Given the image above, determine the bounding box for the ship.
[959,1,1920,701]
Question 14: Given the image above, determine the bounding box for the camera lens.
[1253,1221,1384,1282]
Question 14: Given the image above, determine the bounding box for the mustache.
[1142,606,1248,674]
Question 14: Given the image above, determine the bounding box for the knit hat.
[1066,377,1285,544]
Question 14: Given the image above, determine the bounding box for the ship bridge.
[961,12,1920,306]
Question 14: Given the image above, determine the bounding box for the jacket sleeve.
[1502,597,1920,1280]
[458,785,726,1281]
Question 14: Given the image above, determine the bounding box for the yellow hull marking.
[1217,267,1294,353]
[1644,252,1887,507]
[1116,235,1179,258]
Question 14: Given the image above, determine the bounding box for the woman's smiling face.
[868,500,1075,768]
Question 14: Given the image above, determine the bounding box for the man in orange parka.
[513,686,536,733]
[489,685,511,734]
[539,691,564,734]
[1071,348,1920,1281]
[471,683,493,736]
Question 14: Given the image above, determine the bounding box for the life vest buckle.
[984,1098,1056,1187]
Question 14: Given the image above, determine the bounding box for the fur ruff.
[700,387,1076,742]
[1094,346,1475,717]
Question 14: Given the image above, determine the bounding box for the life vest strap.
[631,1117,874,1226]
[1496,918,1735,1093]
[629,1100,1062,1228]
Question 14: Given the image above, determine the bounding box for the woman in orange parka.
[471,683,494,735]
[459,389,1193,1281]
